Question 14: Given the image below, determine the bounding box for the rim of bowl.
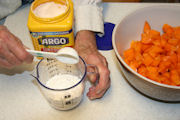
[112,4,180,89]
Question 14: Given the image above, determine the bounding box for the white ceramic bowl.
[112,5,180,102]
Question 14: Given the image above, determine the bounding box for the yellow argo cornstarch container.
[27,0,74,54]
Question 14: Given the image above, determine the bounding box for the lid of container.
[96,22,115,51]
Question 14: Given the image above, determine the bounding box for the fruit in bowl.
[123,21,180,86]
[112,5,180,102]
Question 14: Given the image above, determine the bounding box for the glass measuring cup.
[32,57,98,110]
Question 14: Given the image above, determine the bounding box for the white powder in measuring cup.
[33,2,67,18]
[46,74,81,89]
[45,74,84,110]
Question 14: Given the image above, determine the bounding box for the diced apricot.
[142,53,153,66]
[141,43,152,52]
[168,38,179,46]
[123,21,180,86]
[146,66,159,81]
[149,30,161,40]
[143,21,151,33]
[137,65,147,77]
[148,46,163,58]
[134,41,142,53]
[129,60,139,72]
[151,55,161,67]
[174,27,180,39]
[124,48,135,61]
[163,24,174,37]
[141,33,152,44]
[170,70,180,85]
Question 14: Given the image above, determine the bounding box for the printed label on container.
[38,37,69,46]
[30,30,74,53]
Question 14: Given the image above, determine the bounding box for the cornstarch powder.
[33,2,67,18]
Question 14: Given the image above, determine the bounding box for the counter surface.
[1,3,180,120]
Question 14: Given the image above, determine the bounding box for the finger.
[96,64,110,91]
[88,89,106,100]
[0,57,14,69]
[6,33,33,63]
[87,79,110,99]
[0,28,33,64]
[87,80,110,100]
[0,50,22,66]
[101,56,108,67]
[88,74,98,83]
[0,39,22,66]
[87,66,110,99]
[86,55,108,83]
[87,65,99,83]
[95,78,110,95]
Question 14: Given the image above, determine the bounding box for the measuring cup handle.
[30,67,38,80]
[30,60,43,80]
[86,64,99,80]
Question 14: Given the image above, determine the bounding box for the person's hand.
[0,25,33,69]
[75,30,110,100]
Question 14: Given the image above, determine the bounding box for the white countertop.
[1,3,180,120]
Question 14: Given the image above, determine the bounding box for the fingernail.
[89,87,95,91]
[96,90,102,94]
[89,96,95,100]
[87,92,90,97]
